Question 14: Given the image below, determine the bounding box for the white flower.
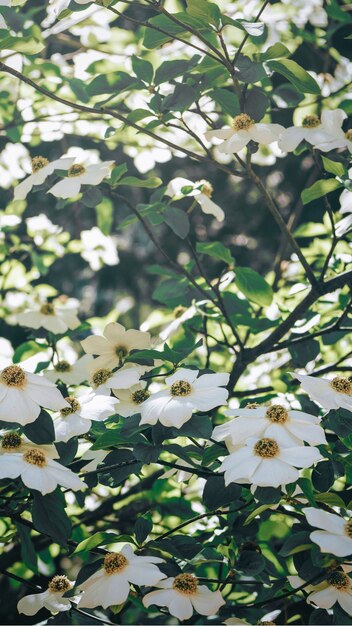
[53,392,117,442]
[89,365,141,394]
[219,431,321,488]
[224,609,281,625]
[14,156,75,200]
[303,507,352,557]
[0,364,68,425]
[212,403,327,450]
[48,160,114,198]
[279,110,351,153]
[0,446,86,494]
[205,114,283,154]
[294,372,352,411]
[45,354,93,386]
[143,574,225,621]
[289,567,352,615]
[0,431,58,459]
[79,447,109,472]
[0,214,21,228]
[80,227,119,271]
[17,300,80,334]
[113,383,150,417]
[139,368,229,428]
[165,177,224,221]
[18,575,77,616]
[81,322,151,371]
[78,545,166,609]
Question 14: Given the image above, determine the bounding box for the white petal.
[304,507,346,533]
[17,592,46,616]
[249,123,283,144]
[193,373,229,389]
[169,594,193,620]
[308,587,337,609]
[252,458,299,487]
[204,128,234,141]
[278,127,306,152]
[310,530,352,556]
[196,195,225,221]
[278,445,321,468]
[49,178,82,199]
[0,388,40,424]
[192,587,225,616]
[337,590,352,614]
[14,176,35,200]
[218,132,249,154]
[166,369,199,385]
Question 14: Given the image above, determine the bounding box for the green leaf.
[237,550,265,575]
[235,266,273,306]
[208,89,240,116]
[23,409,55,444]
[0,35,44,53]
[73,532,121,554]
[15,523,38,572]
[267,59,321,94]
[312,461,335,491]
[196,241,234,265]
[203,476,241,508]
[254,42,291,62]
[67,78,89,103]
[279,531,311,556]
[244,504,272,525]
[31,489,72,546]
[154,56,200,86]
[321,156,346,178]
[163,207,190,239]
[162,84,197,112]
[134,514,153,544]
[13,340,46,363]
[301,178,343,204]
[315,492,346,508]
[117,176,162,188]
[186,0,221,27]
[132,56,154,84]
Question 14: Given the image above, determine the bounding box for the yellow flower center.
[131,389,150,404]
[345,129,352,141]
[265,405,289,424]
[68,164,86,178]
[40,303,55,316]
[48,575,72,593]
[31,156,49,173]
[327,570,350,591]
[196,179,213,198]
[55,360,72,372]
[246,402,260,409]
[302,115,320,128]
[92,368,112,388]
[1,432,22,449]
[254,438,280,458]
[344,520,352,538]
[330,376,352,395]
[23,447,47,467]
[60,396,81,417]
[170,380,192,397]
[0,365,26,388]
[173,573,198,595]
[232,113,255,131]
[103,552,128,574]
[173,305,187,319]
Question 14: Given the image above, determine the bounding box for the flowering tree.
[0,0,352,624]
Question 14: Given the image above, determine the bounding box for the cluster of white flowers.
[205,109,352,155]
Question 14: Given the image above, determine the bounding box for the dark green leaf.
[32,489,72,546]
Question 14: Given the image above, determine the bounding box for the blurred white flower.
[295,372,352,411]
[14,156,75,200]
[78,546,166,609]
[279,110,351,153]
[205,114,283,154]
[53,392,117,442]
[289,567,352,614]
[17,300,80,334]
[212,403,327,450]
[304,507,352,557]
[0,446,86,494]
[165,177,224,221]
[18,576,77,616]
[81,322,151,372]
[48,160,114,198]
[140,368,229,428]
[0,214,21,228]
[143,574,225,621]
[220,432,321,488]
[0,364,68,425]
[80,227,119,271]
[45,354,93,386]
[113,382,150,417]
